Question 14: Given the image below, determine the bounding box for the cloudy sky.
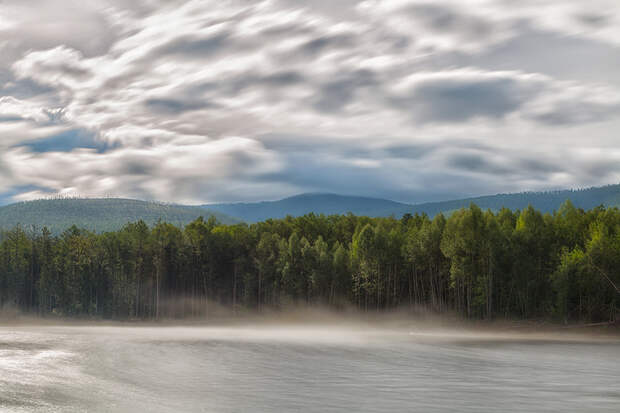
[1,0,620,205]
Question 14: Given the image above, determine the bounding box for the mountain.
[205,184,620,222]
[204,193,413,222]
[3,184,620,231]
[405,184,620,217]
[0,198,239,234]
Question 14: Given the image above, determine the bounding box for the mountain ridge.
[0,198,239,234]
[202,193,411,222]
[204,184,620,222]
[2,184,620,231]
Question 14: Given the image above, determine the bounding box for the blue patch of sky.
[19,129,116,153]
[0,185,51,206]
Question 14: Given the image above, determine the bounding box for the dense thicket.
[0,201,618,322]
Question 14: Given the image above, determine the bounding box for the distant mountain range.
[203,193,412,223]
[205,184,620,222]
[0,198,239,234]
[2,184,620,233]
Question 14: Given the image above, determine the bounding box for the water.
[1,323,619,412]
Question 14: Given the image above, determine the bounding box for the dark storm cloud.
[313,70,377,113]
[118,158,157,176]
[516,158,560,175]
[156,32,231,58]
[257,133,569,203]
[144,98,218,114]
[251,141,543,204]
[448,153,513,175]
[222,71,305,96]
[400,74,531,122]
[529,101,620,126]
[576,13,610,27]
[260,71,305,86]
[260,133,389,156]
[299,34,355,56]
[403,3,495,41]
[382,144,435,160]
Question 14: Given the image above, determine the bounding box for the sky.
[1,0,620,205]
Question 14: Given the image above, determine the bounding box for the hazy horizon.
[0,182,615,208]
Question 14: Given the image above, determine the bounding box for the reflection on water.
[0,325,619,412]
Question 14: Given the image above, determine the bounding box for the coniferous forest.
[0,201,618,323]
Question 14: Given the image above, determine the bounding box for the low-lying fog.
[1,314,619,412]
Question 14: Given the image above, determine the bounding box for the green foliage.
[0,202,618,322]
[205,184,620,222]
[0,198,239,235]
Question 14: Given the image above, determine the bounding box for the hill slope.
[205,184,620,222]
[0,198,238,234]
[404,184,620,217]
[3,184,619,231]
[204,193,412,222]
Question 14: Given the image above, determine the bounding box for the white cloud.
[0,96,62,123]
[1,0,620,203]
[3,137,283,203]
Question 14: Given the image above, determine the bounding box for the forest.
[0,201,618,323]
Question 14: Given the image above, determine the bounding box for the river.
[1,323,619,412]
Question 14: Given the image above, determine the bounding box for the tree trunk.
[232,263,237,315]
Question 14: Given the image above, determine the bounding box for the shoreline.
[1,308,618,341]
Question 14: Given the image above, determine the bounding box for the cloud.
[0,0,117,67]
[392,70,539,123]
[0,96,61,123]
[3,137,283,203]
[312,70,377,113]
[155,32,232,59]
[143,98,218,114]
[388,69,620,125]
[525,82,620,125]
[0,0,620,204]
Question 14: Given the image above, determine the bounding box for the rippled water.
[1,324,619,412]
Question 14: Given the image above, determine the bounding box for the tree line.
[0,201,618,322]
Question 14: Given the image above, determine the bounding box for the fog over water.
[1,318,619,412]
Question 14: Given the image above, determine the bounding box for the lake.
[1,323,619,412]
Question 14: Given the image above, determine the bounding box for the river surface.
[0,323,619,412]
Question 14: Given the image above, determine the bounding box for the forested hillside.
[3,184,619,233]
[204,193,411,222]
[0,198,238,234]
[0,201,618,323]
[206,184,620,221]
[409,184,620,217]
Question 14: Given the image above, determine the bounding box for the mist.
[2,312,619,412]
